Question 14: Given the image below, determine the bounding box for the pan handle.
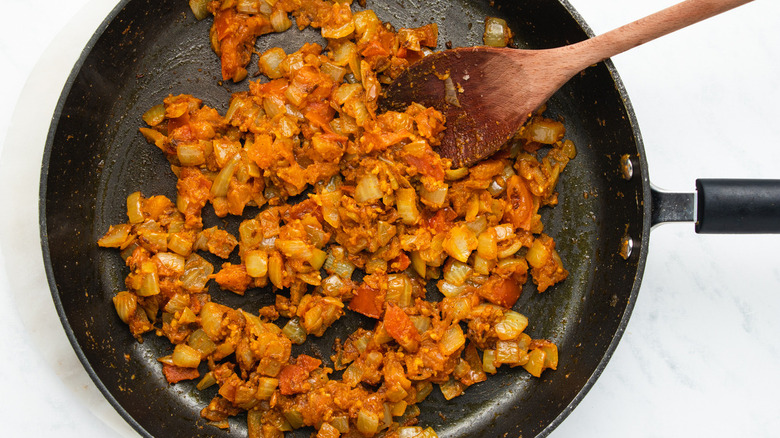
[651,179,780,233]
[695,179,780,233]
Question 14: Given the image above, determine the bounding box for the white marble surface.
[1,0,779,436]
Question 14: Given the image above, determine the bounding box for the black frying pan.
[39,0,780,437]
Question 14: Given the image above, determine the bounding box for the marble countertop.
[1,0,779,436]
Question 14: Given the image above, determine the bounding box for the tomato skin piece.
[383,303,420,352]
[162,364,200,384]
[349,285,384,319]
[482,277,522,308]
[403,153,445,180]
[504,175,535,231]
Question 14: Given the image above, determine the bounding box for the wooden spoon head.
[380,47,537,167]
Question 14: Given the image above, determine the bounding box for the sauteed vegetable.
[97,0,575,436]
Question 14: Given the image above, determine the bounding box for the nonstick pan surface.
[41,0,648,437]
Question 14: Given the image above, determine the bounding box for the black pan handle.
[652,179,780,233]
[695,179,780,233]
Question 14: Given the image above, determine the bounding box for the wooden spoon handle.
[559,0,753,73]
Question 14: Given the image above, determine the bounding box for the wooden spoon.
[379,0,753,167]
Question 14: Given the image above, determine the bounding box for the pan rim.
[38,0,652,437]
[38,0,154,436]
[538,1,652,435]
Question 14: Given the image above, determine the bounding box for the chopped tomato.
[162,364,200,384]
[389,253,411,272]
[504,175,535,231]
[425,208,457,234]
[361,40,391,58]
[278,354,322,395]
[479,277,522,308]
[349,284,384,319]
[213,263,251,295]
[383,303,420,352]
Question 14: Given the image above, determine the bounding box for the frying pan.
[38,0,780,437]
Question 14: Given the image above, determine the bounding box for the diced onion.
[482,349,497,374]
[142,104,166,126]
[522,348,546,378]
[196,371,216,390]
[270,9,292,32]
[443,225,477,263]
[491,226,512,242]
[386,274,412,307]
[497,238,523,259]
[256,377,279,400]
[439,378,465,400]
[409,315,431,334]
[396,188,420,225]
[342,362,364,387]
[356,409,379,435]
[138,272,161,297]
[443,260,472,286]
[415,382,433,403]
[472,254,494,276]
[495,340,522,365]
[365,258,387,274]
[562,139,577,159]
[245,250,269,277]
[320,274,346,298]
[164,293,190,314]
[113,291,137,324]
[523,118,565,144]
[494,310,529,341]
[483,17,512,48]
[247,409,262,438]
[211,154,241,197]
[268,253,284,288]
[324,246,355,279]
[438,280,467,298]
[420,185,448,208]
[525,238,550,269]
[283,410,304,430]
[126,191,144,224]
[439,324,465,356]
[309,247,328,270]
[98,224,131,248]
[188,328,217,356]
[355,173,383,203]
[398,426,426,438]
[200,302,226,340]
[283,318,307,344]
[445,167,469,180]
[172,344,202,368]
[263,95,287,119]
[330,416,350,434]
[155,252,185,273]
[181,254,214,292]
[259,47,287,79]
[276,239,312,261]
[320,190,342,228]
[177,142,205,166]
[443,77,461,108]
[284,84,308,108]
[539,342,559,370]
[331,41,357,67]
[320,62,346,83]
[410,251,426,278]
[465,215,487,236]
[167,232,193,256]
[477,228,498,260]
